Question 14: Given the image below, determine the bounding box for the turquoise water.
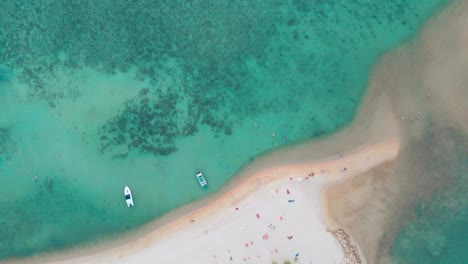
[391,139,468,264]
[0,0,448,260]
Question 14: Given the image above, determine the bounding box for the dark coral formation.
[99,88,180,156]
[0,1,275,106]
[0,127,16,161]
[0,1,274,150]
[0,0,446,157]
[0,68,8,83]
[0,0,451,260]
[98,84,236,157]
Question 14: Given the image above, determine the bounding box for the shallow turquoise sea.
[391,152,468,264]
[0,0,452,261]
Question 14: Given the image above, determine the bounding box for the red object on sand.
[263,234,269,240]
[235,207,239,210]
[280,216,284,221]
[286,189,290,194]
[245,243,249,247]
[256,213,260,219]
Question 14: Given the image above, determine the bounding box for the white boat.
[124,186,134,207]
[196,171,207,188]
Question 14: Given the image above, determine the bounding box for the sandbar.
[25,139,399,264]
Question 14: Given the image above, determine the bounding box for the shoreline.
[3,13,406,260]
[6,137,399,264]
[1,0,463,262]
[4,43,403,264]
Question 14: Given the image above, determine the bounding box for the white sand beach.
[3,0,468,263]
[4,41,403,264]
[33,139,399,264]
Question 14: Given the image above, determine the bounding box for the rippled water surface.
[0,0,447,259]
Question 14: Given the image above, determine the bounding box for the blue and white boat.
[196,171,207,188]
[124,186,134,207]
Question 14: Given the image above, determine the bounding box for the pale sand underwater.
[2,0,468,263]
[0,36,401,263]
[34,140,397,264]
[4,33,403,264]
[326,0,468,263]
[37,0,468,263]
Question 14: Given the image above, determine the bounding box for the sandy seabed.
[39,140,398,264]
[3,59,402,264]
[7,58,402,264]
[6,0,468,263]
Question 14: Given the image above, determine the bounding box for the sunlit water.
[0,0,449,260]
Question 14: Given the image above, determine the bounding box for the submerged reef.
[0,0,452,260]
[0,0,446,158]
[0,1,275,106]
[99,88,181,157]
[0,0,276,154]
[0,127,16,161]
[0,68,8,83]
[98,80,234,157]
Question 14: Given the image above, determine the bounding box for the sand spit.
[5,1,468,263]
[325,1,468,263]
[4,55,403,264]
[1,59,401,264]
[4,24,404,264]
[25,139,396,264]
[324,161,397,263]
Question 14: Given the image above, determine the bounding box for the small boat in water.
[124,186,134,207]
[196,171,207,188]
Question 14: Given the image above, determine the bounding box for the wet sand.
[3,50,402,264]
[2,12,403,264]
[324,0,468,263]
[3,0,468,263]
[20,141,399,264]
[325,161,398,263]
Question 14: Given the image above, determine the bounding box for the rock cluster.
[328,228,362,264]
